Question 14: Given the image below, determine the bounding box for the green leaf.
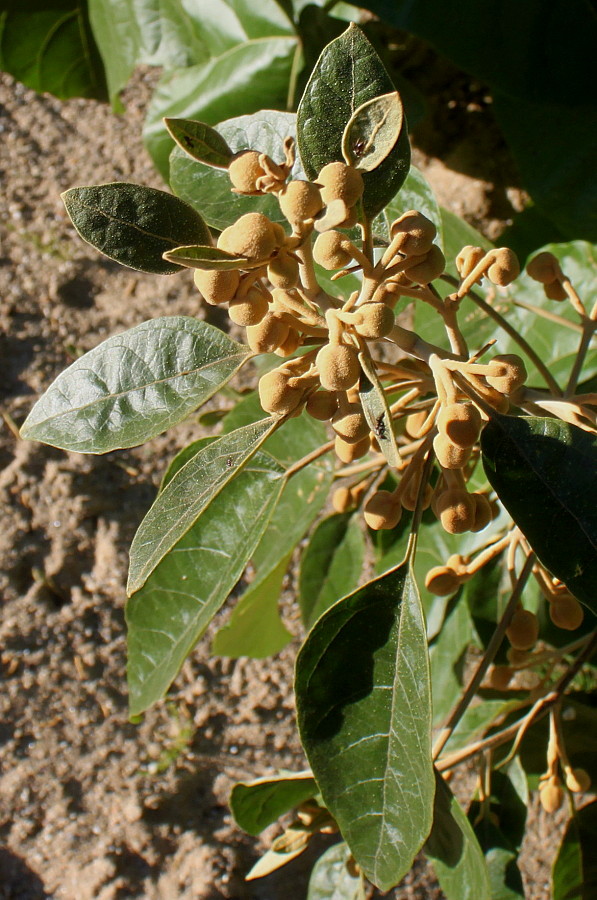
[230,772,318,836]
[162,245,256,270]
[307,842,364,900]
[430,595,474,726]
[358,351,401,468]
[295,563,434,891]
[0,1,107,101]
[126,450,285,715]
[297,23,410,219]
[62,183,211,274]
[160,438,215,490]
[481,414,597,610]
[446,699,523,754]
[298,513,365,629]
[552,800,597,900]
[170,110,303,231]
[144,36,299,177]
[424,770,491,900]
[164,117,233,168]
[211,553,293,658]
[342,91,404,172]
[127,417,279,594]
[372,165,443,249]
[20,317,248,453]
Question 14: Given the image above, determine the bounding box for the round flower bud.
[506,607,539,651]
[193,268,240,305]
[229,150,267,193]
[306,391,337,421]
[353,302,395,339]
[363,490,402,530]
[487,665,514,690]
[544,279,568,301]
[313,231,353,270]
[565,768,591,793]
[268,253,299,290]
[316,343,360,391]
[549,593,584,630]
[334,434,370,464]
[389,211,437,257]
[405,410,428,438]
[332,486,352,513]
[275,327,301,357]
[332,404,369,443]
[403,244,446,284]
[228,287,269,325]
[218,212,279,260]
[437,402,482,448]
[424,565,462,596]
[246,312,290,353]
[401,480,433,512]
[486,354,527,394]
[470,493,493,532]
[433,434,472,470]
[317,162,364,207]
[435,488,476,534]
[487,248,520,286]
[258,369,303,415]
[526,251,561,285]
[279,180,323,226]
[539,776,564,813]
[455,245,485,279]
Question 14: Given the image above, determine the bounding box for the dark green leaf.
[552,801,597,900]
[126,450,285,715]
[481,414,597,609]
[307,842,364,900]
[342,91,404,173]
[297,23,410,219]
[0,1,107,101]
[446,699,522,754]
[127,418,279,594]
[20,317,248,453]
[299,513,364,628]
[358,351,401,467]
[425,769,491,900]
[430,595,474,726]
[211,553,293,658]
[296,563,434,891]
[62,183,211,274]
[164,117,233,168]
[162,245,255,270]
[160,438,215,490]
[144,37,299,177]
[170,110,303,231]
[230,772,317,836]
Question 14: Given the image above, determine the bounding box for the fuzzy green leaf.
[162,245,255,270]
[307,842,365,900]
[296,563,434,891]
[20,318,248,453]
[358,351,401,468]
[481,414,597,610]
[342,91,404,172]
[126,450,285,715]
[62,183,211,274]
[127,418,278,595]
[164,117,233,168]
[297,23,410,219]
[230,772,318,836]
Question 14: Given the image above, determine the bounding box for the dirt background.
[0,53,554,900]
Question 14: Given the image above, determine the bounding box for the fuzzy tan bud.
[363,490,401,530]
[433,434,472,470]
[305,391,337,421]
[403,244,446,284]
[193,268,240,305]
[506,607,539,651]
[549,593,584,630]
[487,248,520,286]
[258,369,303,415]
[316,343,360,391]
[317,162,364,207]
[279,180,323,226]
[313,231,353,270]
[389,211,437,257]
[246,312,290,353]
[228,287,269,325]
[485,354,527,394]
[353,302,395,339]
[526,251,561,285]
[435,488,476,534]
[218,212,279,260]
[437,402,482,448]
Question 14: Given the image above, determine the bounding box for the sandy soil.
[0,63,547,900]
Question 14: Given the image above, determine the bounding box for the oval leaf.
[127,417,279,595]
[424,770,491,900]
[162,245,256,270]
[481,414,597,609]
[297,23,410,219]
[295,563,434,891]
[62,183,211,274]
[299,513,365,628]
[358,351,401,467]
[20,317,249,453]
[164,117,233,168]
[342,91,404,172]
[307,842,364,900]
[230,772,318,836]
[126,451,285,715]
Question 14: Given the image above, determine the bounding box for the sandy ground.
[0,64,551,900]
